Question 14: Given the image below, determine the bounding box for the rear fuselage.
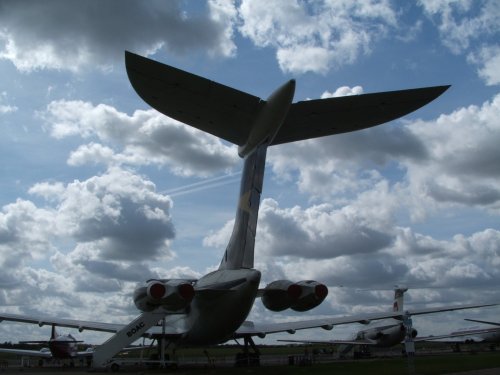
[180,268,261,345]
[358,322,416,347]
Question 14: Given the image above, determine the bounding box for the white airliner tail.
[393,286,408,312]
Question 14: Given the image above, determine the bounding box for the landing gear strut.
[234,336,260,366]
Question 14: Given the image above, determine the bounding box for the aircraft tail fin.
[218,79,294,270]
[218,144,267,270]
[393,286,408,312]
[124,51,449,271]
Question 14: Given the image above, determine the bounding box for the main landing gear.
[234,336,260,367]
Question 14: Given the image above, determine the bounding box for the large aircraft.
[277,287,494,357]
[0,325,92,366]
[279,287,415,350]
[423,318,500,349]
[2,51,492,369]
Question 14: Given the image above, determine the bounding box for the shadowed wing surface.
[0,312,123,333]
[0,347,94,359]
[277,338,376,345]
[464,319,500,326]
[272,85,449,145]
[234,302,499,337]
[0,348,53,358]
[0,301,496,339]
[125,51,449,147]
[125,51,261,146]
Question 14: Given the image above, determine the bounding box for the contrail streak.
[161,172,241,197]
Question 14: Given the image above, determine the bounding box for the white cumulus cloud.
[40,100,239,177]
[0,0,236,72]
[237,0,398,74]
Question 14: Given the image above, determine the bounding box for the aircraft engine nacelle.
[290,280,329,312]
[261,280,328,312]
[401,323,418,339]
[410,328,418,338]
[133,279,195,312]
[261,280,302,312]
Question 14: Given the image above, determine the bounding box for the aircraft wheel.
[110,363,120,372]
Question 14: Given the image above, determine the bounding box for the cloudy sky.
[0,0,499,345]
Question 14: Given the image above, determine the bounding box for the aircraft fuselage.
[359,323,415,347]
[182,268,261,345]
[49,335,78,359]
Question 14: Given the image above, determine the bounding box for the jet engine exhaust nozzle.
[261,279,328,312]
[133,279,195,312]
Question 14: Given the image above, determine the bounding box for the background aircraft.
[0,325,92,366]
[278,287,497,357]
[0,51,455,369]
[422,318,500,350]
[465,318,500,330]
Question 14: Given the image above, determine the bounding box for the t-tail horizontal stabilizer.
[125,51,449,149]
[125,49,449,276]
[91,309,166,369]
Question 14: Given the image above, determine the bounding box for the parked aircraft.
[279,287,412,346]
[0,325,92,366]
[0,51,473,369]
[277,287,495,357]
[423,318,500,349]
[465,318,500,329]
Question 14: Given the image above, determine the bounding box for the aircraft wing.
[235,302,498,338]
[278,338,376,345]
[0,347,52,358]
[415,327,500,343]
[235,311,402,337]
[76,349,95,358]
[0,312,123,333]
[464,318,500,326]
[0,311,187,338]
[125,51,449,147]
[404,302,499,317]
[1,302,494,340]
